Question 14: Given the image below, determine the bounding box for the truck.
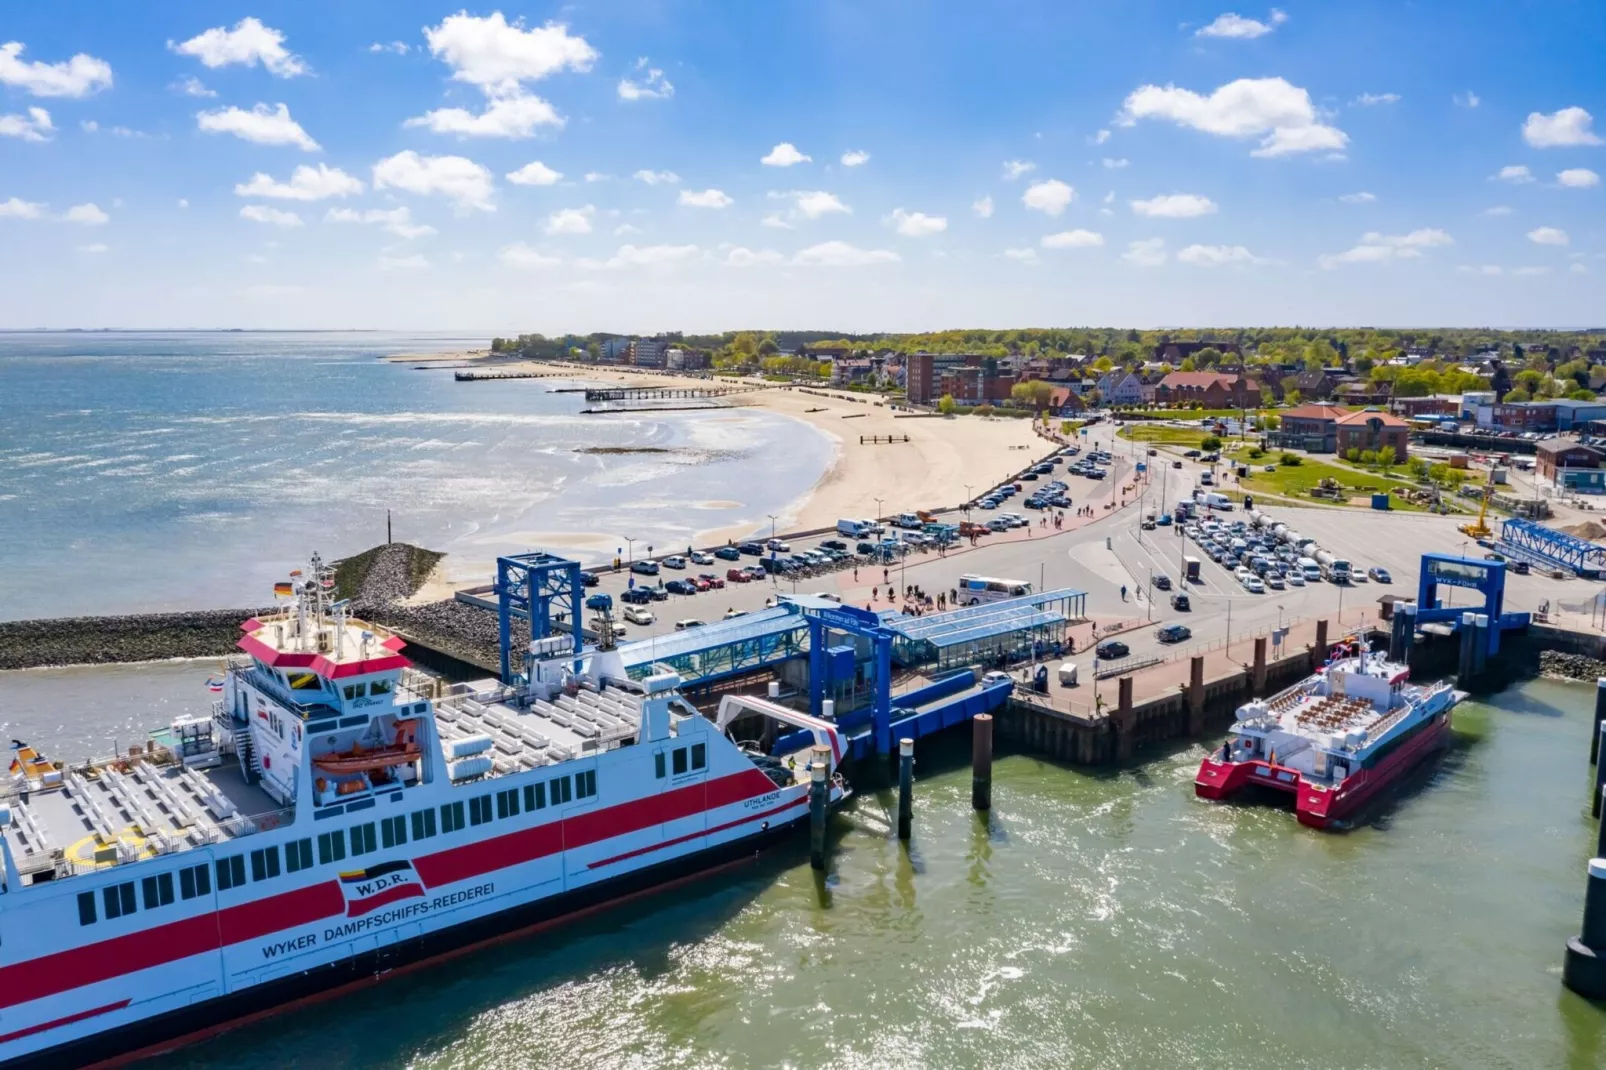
[837,518,874,537]
[1183,555,1202,583]
[1316,550,1351,583]
[896,512,923,529]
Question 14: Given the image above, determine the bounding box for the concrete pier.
[809,746,830,870]
[896,738,914,840]
[972,714,993,811]
[1562,857,1606,999]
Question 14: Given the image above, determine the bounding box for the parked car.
[1170,593,1191,611]
[630,559,660,576]
[1242,575,1266,594]
[738,541,764,556]
[691,576,712,592]
[620,587,654,605]
[662,555,688,570]
[623,605,655,625]
[698,572,726,589]
[690,550,714,565]
[1157,624,1192,644]
[820,539,847,551]
[646,585,670,602]
[1096,640,1130,659]
[1184,449,1202,458]
[715,546,741,561]
[1368,567,1392,583]
[584,593,612,612]
[1512,560,1530,575]
[766,539,791,553]
[675,619,706,630]
[580,571,599,587]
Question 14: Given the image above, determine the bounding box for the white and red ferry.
[1194,640,1461,829]
[0,568,846,1069]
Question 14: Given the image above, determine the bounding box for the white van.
[1203,492,1233,510]
[1298,556,1322,581]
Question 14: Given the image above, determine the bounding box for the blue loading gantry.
[1413,553,1527,656]
[495,551,585,683]
[1498,518,1606,578]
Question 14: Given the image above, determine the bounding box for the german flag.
[273,581,294,597]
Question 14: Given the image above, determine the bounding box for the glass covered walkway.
[883,588,1086,671]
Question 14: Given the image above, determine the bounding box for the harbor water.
[0,332,832,621]
[2,666,1603,1069]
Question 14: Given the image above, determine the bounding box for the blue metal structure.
[617,604,809,682]
[495,552,585,683]
[1498,517,1606,578]
[801,603,898,754]
[1413,553,1522,655]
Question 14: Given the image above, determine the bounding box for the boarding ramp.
[618,604,810,685]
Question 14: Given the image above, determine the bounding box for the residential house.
[1335,409,1410,463]
[1271,403,1351,453]
[1046,387,1087,417]
[830,359,873,386]
[1095,370,1145,406]
[1292,368,1341,400]
[1153,371,1261,409]
[1334,379,1392,406]
[1152,340,1242,364]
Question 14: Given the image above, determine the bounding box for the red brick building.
[1335,409,1410,462]
[1153,372,1261,408]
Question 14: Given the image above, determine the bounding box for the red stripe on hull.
[587,794,809,870]
[0,1001,130,1046]
[345,883,425,918]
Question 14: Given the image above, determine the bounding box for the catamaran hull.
[1194,710,1453,830]
[3,817,808,1070]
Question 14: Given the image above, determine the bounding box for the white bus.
[958,574,1034,605]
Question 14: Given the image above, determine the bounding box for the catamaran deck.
[2,758,286,881]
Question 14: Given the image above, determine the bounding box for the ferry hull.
[4,818,806,1070]
[1194,710,1452,830]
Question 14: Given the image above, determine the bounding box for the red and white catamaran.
[0,561,846,1069]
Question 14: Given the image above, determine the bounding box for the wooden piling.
[1186,655,1206,736]
[1312,619,1330,671]
[809,745,830,870]
[896,738,914,840]
[1593,678,1606,765]
[972,714,993,811]
[1595,724,1606,819]
[1252,636,1268,696]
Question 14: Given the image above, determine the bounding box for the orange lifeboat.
[313,719,421,775]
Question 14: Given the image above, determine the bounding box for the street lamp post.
[874,497,886,524]
[767,513,779,542]
[624,536,637,568]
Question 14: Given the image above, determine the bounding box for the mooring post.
[1456,611,1478,691]
[1115,676,1135,762]
[1311,619,1330,672]
[896,738,914,840]
[1598,786,1606,859]
[1563,857,1606,999]
[1472,613,1489,676]
[1187,655,1206,736]
[809,746,829,871]
[972,714,993,811]
[1593,678,1606,765]
[1594,723,1606,819]
[1252,636,1268,696]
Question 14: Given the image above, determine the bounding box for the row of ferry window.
[657,743,707,778]
[74,768,601,926]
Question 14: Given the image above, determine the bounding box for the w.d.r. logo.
[339,860,426,917]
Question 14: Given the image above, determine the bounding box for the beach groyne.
[0,609,264,670]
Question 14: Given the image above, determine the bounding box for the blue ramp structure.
[618,604,809,684]
[495,552,586,683]
[1413,554,1526,656]
[1498,518,1606,578]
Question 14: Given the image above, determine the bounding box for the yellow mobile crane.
[1460,471,1496,540]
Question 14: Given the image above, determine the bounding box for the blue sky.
[0,1,1601,331]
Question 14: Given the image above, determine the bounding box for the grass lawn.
[1121,408,1282,421]
[1232,457,1426,510]
[1117,425,1213,447]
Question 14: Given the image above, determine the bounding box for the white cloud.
[613,223,640,236]
[1456,264,1503,276]
[1103,191,1116,204]
[889,208,947,237]
[378,252,429,271]
[972,195,994,219]
[1022,179,1074,216]
[1338,191,1376,204]
[0,106,53,142]
[499,242,560,268]
[1571,262,1589,274]
[726,247,785,267]
[1513,266,1550,277]
[370,42,409,55]
[506,160,563,186]
[1102,157,1130,169]
[1352,92,1400,106]
[325,206,435,240]
[769,189,850,220]
[373,151,495,212]
[1318,228,1453,267]
[585,243,701,270]
[1092,129,1111,145]
[1523,106,1602,148]
[405,93,562,138]
[172,76,215,98]
[618,60,673,101]
[762,142,811,166]
[234,164,364,201]
[0,197,45,219]
[1480,205,1512,216]
[1493,165,1534,184]
[1002,159,1036,180]
[634,169,680,185]
[1454,90,1480,109]
[1002,247,1038,263]
[841,149,870,167]
[421,12,596,95]
[76,242,108,254]
[197,103,318,151]
[1558,168,1600,189]
[1122,238,1168,267]
[0,41,112,97]
[1041,229,1104,248]
[792,240,900,266]
[239,204,303,227]
[1195,10,1286,39]
[1117,77,1348,158]
[1528,226,1569,246]
[677,188,733,209]
[1130,193,1217,218]
[760,212,793,229]
[583,172,609,182]
[1177,243,1260,265]
[544,205,595,234]
[81,120,148,139]
[63,202,108,225]
[170,18,305,78]
[177,198,189,209]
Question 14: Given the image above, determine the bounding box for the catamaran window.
[654,752,666,779]
[523,782,546,811]
[672,748,689,776]
[179,863,211,900]
[349,823,378,856]
[141,872,175,910]
[369,679,393,696]
[288,673,321,691]
[691,744,706,771]
[77,891,97,926]
[441,801,466,834]
[215,856,246,892]
[575,769,596,799]
[411,808,438,840]
[496,788,520,820]
[102,882,136,919]
[285,838,313,873]
[550,775,573,806]
[381,815,407,849]
[250,847,281,882]
[317,831,347,865]
[343,683,367,700]
[469,795,493,826]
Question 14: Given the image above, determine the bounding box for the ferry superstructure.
[0,567,846,1069]
[1193,642,1460,829]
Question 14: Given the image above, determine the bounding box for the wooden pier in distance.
[582,385,753,402]
[454,369,561,382]
[859,434,911,444]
